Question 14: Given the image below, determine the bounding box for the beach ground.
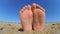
[0,22,60,34]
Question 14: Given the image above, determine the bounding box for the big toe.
[32,3,36,9]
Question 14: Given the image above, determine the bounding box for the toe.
[32,3,36,9]
[22,6,27,11]
[23,7,26,10]
[19,11,21,14]
[24,6,28,10]
[21,7,25,13]
[19,9,24,14]
[21,6,28,12]
[19,6,28,15]
[36,4,45,12]
[27,5,31,10]
[19,11,22,14]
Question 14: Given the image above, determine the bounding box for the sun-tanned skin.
[32,3,45,31]
[19,5,33,31]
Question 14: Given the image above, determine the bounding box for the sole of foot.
[19,5,33,31]
[32,3,45,31]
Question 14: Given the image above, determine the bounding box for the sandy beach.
[0,22,60,34]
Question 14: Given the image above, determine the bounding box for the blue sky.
[0,0,60,23]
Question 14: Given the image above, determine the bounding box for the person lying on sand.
[19,3,45,31]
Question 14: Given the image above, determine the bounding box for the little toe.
[27,5,31,10]
[19,11,22,14]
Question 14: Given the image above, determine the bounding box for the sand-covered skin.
[0,22,60,34]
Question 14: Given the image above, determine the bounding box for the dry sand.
[0,22,60,34]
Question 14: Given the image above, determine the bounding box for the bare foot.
[32,3,45,31]
[19,5,33,31]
